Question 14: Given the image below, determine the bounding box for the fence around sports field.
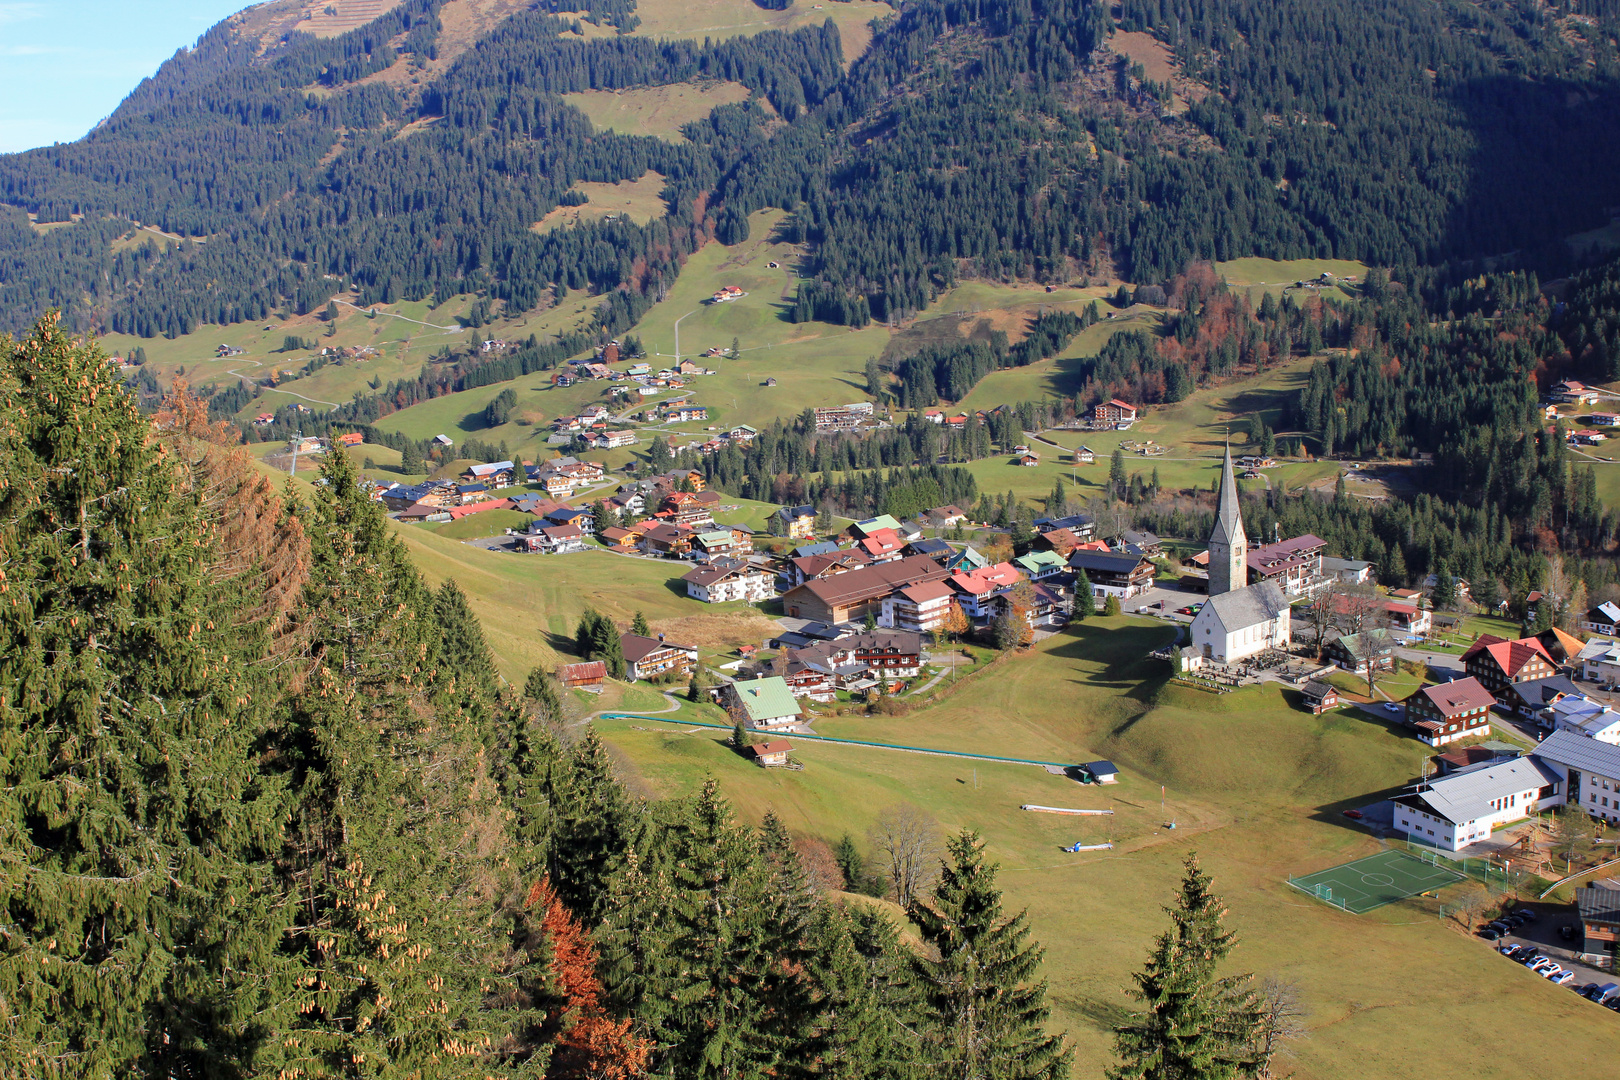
[1287,848,1467,914]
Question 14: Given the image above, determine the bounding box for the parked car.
[1343,809,1364,820]
[1551,971,1577,986]
[1514,908,1538,921]
[1528,958,1558,972]
[1579,984,1601,999]
[1480,927,1503,940]
[1538,964,1564,979]
[1606,998,1620,1012]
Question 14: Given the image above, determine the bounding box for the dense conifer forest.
[3,0,1619,338]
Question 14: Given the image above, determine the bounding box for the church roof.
[1210,443,1244,546]
[1199,581,1289,632]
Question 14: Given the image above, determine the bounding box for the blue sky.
[0,2,249,153]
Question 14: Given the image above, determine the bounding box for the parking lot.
[1486,906,1618,1008]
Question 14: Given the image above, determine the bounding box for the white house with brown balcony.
[620,633,699,682]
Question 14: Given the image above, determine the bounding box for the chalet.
[1076,446,1095,464]
[747,741,795,768]
[253,413,276,426]
[556,661,606,690]
[1113,530,1164,558]
[1553,379,1601,405]
[776,504,817,540]
[1034,513,1096,539]
[543,506,594,527]
[683,558,775,603]
[1592,413,1620,427]
[786,631,925,683]
[850,515,905,540]
[1245,535,1327,597]
[711,285,744,303]
[640,521,695,557]
[856,528,906,563]
[1538,625,1591,666]
[946,562,1025,621]
[1585,601,1620,636]
[433,434,455,447]
[1321,556,1374,585]
[600,526,640,553]
[1461,635,1557,699]
[1299,680,1340,715]
[455,483,489,505]
[692,527,753,563]
[463,460,515,486]
[1093,399,1138,427]
[1015,451,1041,466]
[666,404,709,422]
[524,523,587,554]
[552,371,575,388]
[721,677,802,731]
[813,405,871,432]
[788,549,871,588]
[1034,528,1085,556]
[593,430,638,449]
[336,431,364,447]
[1187,581,1291,665]
[1324,630,1398,676]
[906,537,953,562]
[382,484,437,512]
[626,362,651,377]
[944,546,989,573]
[1391,756,1563,851]
[1012,550,1067,581]
[777,654,838,701]
[880,579,957,633]
[780,554,951,624]
[621,633,699,682]
[1503,675,1585,722]
[541,475,577,498]
[922,408,945,425]
[1067,549,1156,600]
[923,505,967,528]
[1405,677,1497,746]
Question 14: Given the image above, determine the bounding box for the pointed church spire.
[1210,439,1242,545]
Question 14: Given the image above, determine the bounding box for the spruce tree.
[632,609,652,636]
[1073,569,1093,618]
[432,578,500,705]
[910,830,1069,1079]
[806,904,925,1080]
[276,446,520,1074]
[1110,854,1262,1080]
[0,315,291,1075]
[547,730,639,919]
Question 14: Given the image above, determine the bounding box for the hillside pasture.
[533,171,670,233]
[563,81,757,141]
[593,618,1620,1077]
[626,0,894,65]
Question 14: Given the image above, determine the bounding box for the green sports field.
[1289,849,1466,913]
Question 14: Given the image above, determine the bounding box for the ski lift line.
[1021,805,1115,816]
[597,714,1078,768]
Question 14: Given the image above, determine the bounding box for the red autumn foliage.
[527,878,651,1080]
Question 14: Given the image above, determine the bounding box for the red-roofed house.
[857,528,906,563]
[336,431,364,447]
[881,579,957,633]
[446,497,515,521]
[1322,593,1432,636]
[1245,535,1327,597]
[947,562,1026,620]
[1461,635,1556,700]
[747,740,795,767]
[1405,676,1498,746]
[1094,399,1138,427]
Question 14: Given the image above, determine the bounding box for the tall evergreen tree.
[909,830,1069,1079]
[0,315,292,1076]
[432,577,500,705]
[1110,854,1261,1080]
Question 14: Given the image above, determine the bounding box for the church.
[1186,446,1292,664]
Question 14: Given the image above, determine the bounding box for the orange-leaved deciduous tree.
[529,878,652,1079]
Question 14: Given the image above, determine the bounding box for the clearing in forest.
[564,81,760,142]
[531,171,670,234]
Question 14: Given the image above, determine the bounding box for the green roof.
[731,677,801,722]
[696,530,734,544]
[1014,550,1064,572]
[854,515,903,536]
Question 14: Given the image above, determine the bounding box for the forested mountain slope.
[2,0,1619,340]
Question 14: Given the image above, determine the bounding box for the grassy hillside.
[394,525,779,679]
[593,618,1620,1077]
[562,80,758,141]
[625,0,893,64]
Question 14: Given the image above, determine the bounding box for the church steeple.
[1207,441,1247,596]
